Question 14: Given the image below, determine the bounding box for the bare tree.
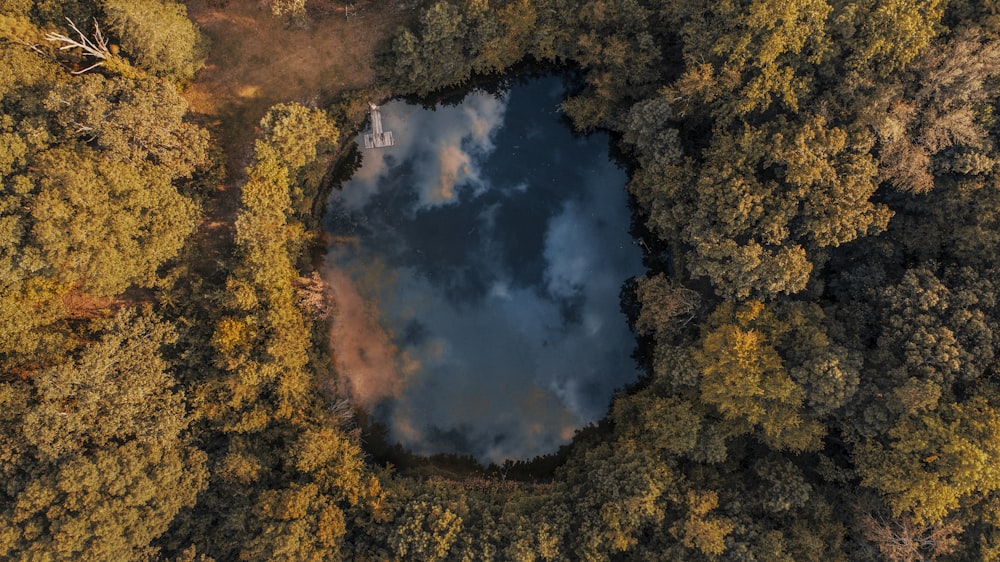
[295,271,331,319]
[44,18,111,74]
[877,27,1000,193]
[862,514,963,562]
[328,398,356,429]
[634,273,701,338]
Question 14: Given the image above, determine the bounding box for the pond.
[323,76,644,463]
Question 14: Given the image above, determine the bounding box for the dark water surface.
[324,77,643,462]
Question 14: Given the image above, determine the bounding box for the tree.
[633,273,700,339]
[388,499,464,562]
[663,0,832,119]
[621,94,683,163]
[845,0,945,77]
[42,17,116,75]
[101,0,205,84]
[561,443,673,559]
[668,490,735,557]
[875,27,1000,194]
[499,497,570,562]
[861,514,963,562]
[243,483,348,561]
[469,0,538,74]
[44,74,210,179]
[559,0,661,130]
[201,104,335,430]
[0,309,207,560]
[692,301,828,452]
[632,116,891,299]
[269,0,306,15]
[256,102,338,217]
[856,395,1000,524]
[848,267,997,438]
[0,276,68,370]
[1,38,205,365]
[612,393,705,458]
[374,2,473,97]
[28,147,199,295]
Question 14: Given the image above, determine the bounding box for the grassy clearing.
[185,0,407,172]
[180,0,411,264]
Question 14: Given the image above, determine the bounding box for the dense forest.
[4,0,1000,560]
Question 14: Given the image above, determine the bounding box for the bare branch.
[44,18,111,74]
[862,514,963,562]
[12,37,48,58]
[634,273,702,337]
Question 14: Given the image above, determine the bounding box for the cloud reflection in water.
[324,78,643,463]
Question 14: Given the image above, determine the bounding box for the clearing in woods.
[181,0,411,260]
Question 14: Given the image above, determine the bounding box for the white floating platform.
[364,103,394,148]
[364,130,394,148]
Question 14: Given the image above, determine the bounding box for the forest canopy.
[4,0,1000,560]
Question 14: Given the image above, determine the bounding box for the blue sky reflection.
[324,77,644,462]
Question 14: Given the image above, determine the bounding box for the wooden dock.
[363,103,394,148]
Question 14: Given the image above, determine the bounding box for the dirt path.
[181,0,411,265]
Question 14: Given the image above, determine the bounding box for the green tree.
[1,38,205,365]
[243,483,348,561]
[45,74,208,179]
[848,267,997,438]
[692,301,827,452]
[621,94,683,163]
[28,147,199,296]
[0,309,208,560]
[856,395,1000,524]
[632,116,891,299]
[844,0,945,77]
[559,0,661,130]
[257,102,338,217]
[101,0,205,84]
[668,490,735,557]
[389,501,463,561]
[267,0,308,19]
[613,393,706,459]
[44,74,210,179]
[374,1,473,96]
[562,443,672,559]
[469,0,538,74]
[664,0,832,119]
